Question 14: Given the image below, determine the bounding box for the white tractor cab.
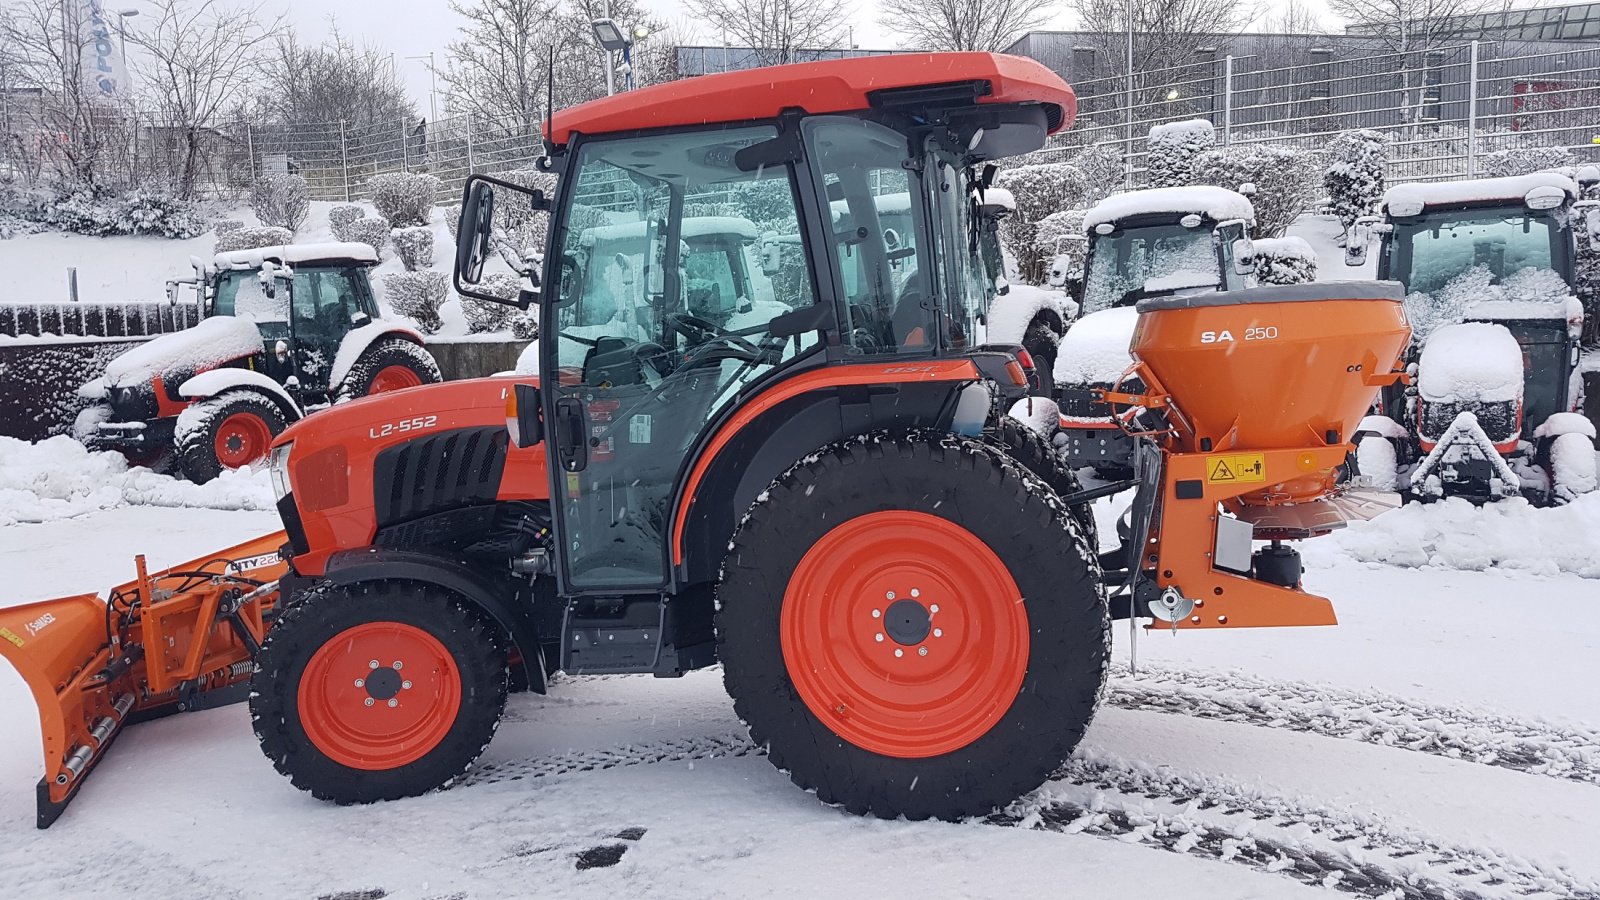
[1345,171,1599,504]
[1050,185,1257,476]
[76,243,441,483]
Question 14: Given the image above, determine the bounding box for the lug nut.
[402,680,412,690]
[875,633,884,642]
[364,698,374,707]
[387,699,398,708]
[392,661,403,670]
[930,604,939,614]
[871,609,881,618]
[369,660,380,669]
[911,588,920,598]
[933,628,943,638]
[886,591,896,600]
[918,646,928,656]
[894,649,904,658]
[354,678,365,688]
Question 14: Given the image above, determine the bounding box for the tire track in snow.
[454,732,1598,899]
[1106,664,1600,788]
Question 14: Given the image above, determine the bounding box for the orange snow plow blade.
[0,532,287,828]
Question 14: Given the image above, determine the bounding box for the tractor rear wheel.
[336,338,441,403]
[174,390,287,483]
[717,432,1108,820]
[991,415,1097,551]
[250,581,508,804]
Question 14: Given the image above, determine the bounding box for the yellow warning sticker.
[1207,453,1266,483]
[0,627,23,648]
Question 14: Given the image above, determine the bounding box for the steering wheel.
[665,311,764,360]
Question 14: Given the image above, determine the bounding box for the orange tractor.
[1,54,1409,828]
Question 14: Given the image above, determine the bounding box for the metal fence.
[1038,38,1600,184]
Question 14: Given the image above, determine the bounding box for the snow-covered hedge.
[211,218,243,236]
[328,204,364,240]
[1324,129,1388,236]
[30,188,205,239]
[392,226,434,272]
[459,272,537,336]
[383,270,449,333]
[1253,236,1318,285]
[995,163,1089,282]
[251,174,310,232]
[341,216,390,260]
[1147,119,1216,189]
[1481,146,1577,178]
[1067,144,1124,206]
[214,225,293,254]
[367,173,441,227]
[1191,144,1323,237]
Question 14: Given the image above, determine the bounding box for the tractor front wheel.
[174,391,288,483]
[717,433,1108,820]
[250,581,508,804]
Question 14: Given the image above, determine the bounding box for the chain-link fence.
[1039,39,1600,185]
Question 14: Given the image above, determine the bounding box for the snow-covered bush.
[1324,129,1388,236]
[485,169,557,268]
[251,174,310,232]
[329,204,364,240]
[392,226,434,272]
[212,218,243,237]
[367,173,441,227]
[33,188,205,239]
[460,273,521,333]
[1253,236,1318,285]
[1067,143,1124,205]
[1481,146,1577,178]
[995,163,1089,282]
[214,225,293,253]
[443,204,462,241]
[383,271,450,333]
[1147,119,1215,189]
[341,216,390,260]
[1191,144,1324,237]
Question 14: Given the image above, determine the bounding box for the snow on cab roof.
[1383,172,1577,214]
[580,216,760,245]
[1083,186,1255,230]
[213,242,379,269]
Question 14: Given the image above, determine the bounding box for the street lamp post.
[404,52,438,123]
[116,9,138,75]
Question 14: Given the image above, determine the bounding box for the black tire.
[250,580,509,804]
[174,390,288,484]
[335,337,442,403]
[717,432,1108,820]
[991,416,1098,552]
[1022,315,1061,397]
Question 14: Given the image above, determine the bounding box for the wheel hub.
[362,666,403,701]
[882,598,932,646]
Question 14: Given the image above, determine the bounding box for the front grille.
[109,386,158,421]
[1420,400,1518,444]
[372,426,509,527]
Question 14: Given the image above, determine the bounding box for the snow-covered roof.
[213,242,379,269]
[1417,322,1523,403]
[1382,172,1577,216]
[581,216,760,245]
[102,316,264,388]
[1083,186,1255,230]
[830,193,913,219]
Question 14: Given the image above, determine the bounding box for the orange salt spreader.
[1100,281,1410,631]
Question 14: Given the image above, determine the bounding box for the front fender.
[319,547,546,693]
[179,369,302,420]
[330,322,427,390]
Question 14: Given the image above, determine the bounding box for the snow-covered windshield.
[1081,223,1218,315]
[1405,264,1575,343]
[1389,209,1563,296]
[213,269,291,323]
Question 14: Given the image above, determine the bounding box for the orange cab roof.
[548,52,1076,145]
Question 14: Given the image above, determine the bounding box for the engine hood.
[100,316,265,389]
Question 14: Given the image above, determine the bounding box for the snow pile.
[1083,186,1254,230]
[1323,129,1388,235]
[101,316,263,387]
[1006,397,1060,436]
[1055,307,1139,385]
[0,436,274,526]
[1331,493,1600,578]
[1145,119,1215,189]
[1253,236,1318,285]
[987,284,1073,345]
[1384,172,1577,215]
[1417,323,1524,403]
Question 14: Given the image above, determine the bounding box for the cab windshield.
[1082,223,1219,314]
[1388,209,1564,295]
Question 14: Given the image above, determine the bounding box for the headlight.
[269,442,293,501]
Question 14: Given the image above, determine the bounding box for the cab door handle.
[553,397,589,472]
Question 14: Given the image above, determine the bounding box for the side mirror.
[1345,215,1382,267]
[1232,237,1256,276]
[456,179,496,285]
[761,239,782,276]
[165,280,179,305]
[259,272,276,299]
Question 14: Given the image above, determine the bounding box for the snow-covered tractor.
[972,185,1078,396]
[75,243,441,482]
[1051,186,1259,475]
[1345,172,1598,504]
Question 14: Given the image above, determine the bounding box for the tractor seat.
[1134,280,1405,313]
[892,272,936,349]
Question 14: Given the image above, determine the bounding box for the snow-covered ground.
[2,449,1598,899]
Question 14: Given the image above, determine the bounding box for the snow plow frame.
[0,533,287,827]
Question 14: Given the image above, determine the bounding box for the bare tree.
[1261,0,1328,33]
[879,0,1058,52]
[683,0,848,66]
[131,0,281,198]
[442,0,560,136]
[1327,0,1509,122]
[258,24,416,131]
[1066,0,1260,104]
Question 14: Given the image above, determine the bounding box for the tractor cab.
[1079,185,1257,315]
[1346,172,1597,503]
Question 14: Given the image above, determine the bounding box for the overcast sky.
[271,0,1343,114]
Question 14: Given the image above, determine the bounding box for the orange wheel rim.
[369,365,423,393]
[213,412,272,468]
[780,510,1029,758]
[297,622,461,770]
